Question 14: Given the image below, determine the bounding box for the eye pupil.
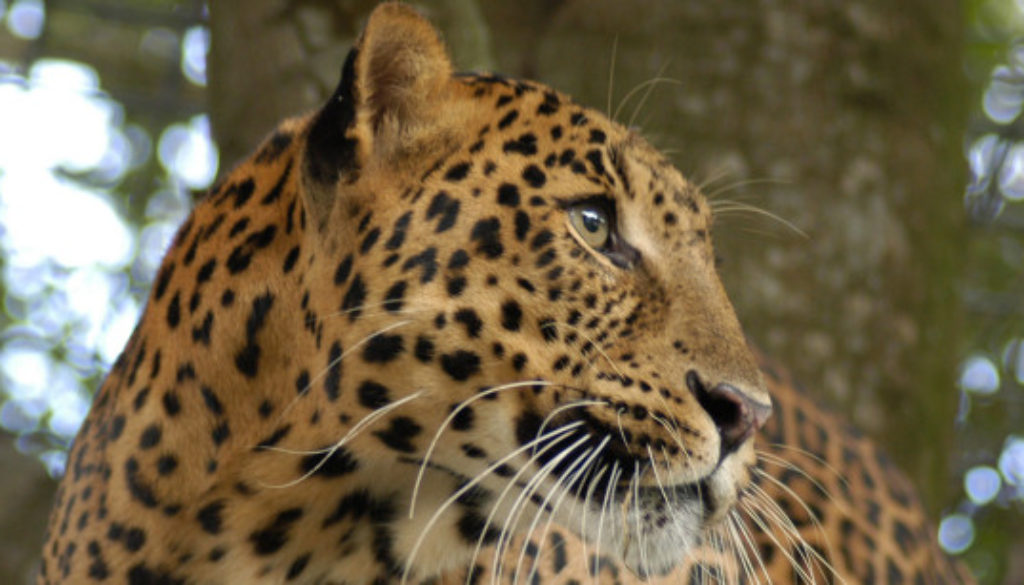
[581,209,604,233]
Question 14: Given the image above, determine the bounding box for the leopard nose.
[687,371,772,456]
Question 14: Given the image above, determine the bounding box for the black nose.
[686,371,772,456]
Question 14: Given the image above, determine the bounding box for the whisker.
[759,444,850,488]
[708,198,807,238]
[514,440,605,585]
[260,390,424,488]
[411,380,552,519]
[612,76,682,123]
[606,35,619,118]
[627,62,675,129]
[403,423,583,585]
[283,318,415,416]
[739,498,819,585]
[493,434,591,585]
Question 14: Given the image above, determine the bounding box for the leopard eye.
[568,205,611,249]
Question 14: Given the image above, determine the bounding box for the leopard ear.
[303,2,453,223]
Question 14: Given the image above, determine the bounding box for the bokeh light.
[964,465,1001,505]
[958,355,1000,395]
[5,0,43,40]
[938,514,976,555]
[0,55,213,476]
[181,25,209,86]
[998,436,1024,494]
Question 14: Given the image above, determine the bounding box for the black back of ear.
[302,3,454,226]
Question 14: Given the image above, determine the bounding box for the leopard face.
[38,4,770,584]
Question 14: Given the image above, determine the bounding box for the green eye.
[569,205,611,249]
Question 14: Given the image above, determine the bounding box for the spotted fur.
[38,4,970,585]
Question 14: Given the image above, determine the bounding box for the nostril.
[687,371,772,456]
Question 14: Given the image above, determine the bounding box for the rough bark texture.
[208,0,966,513]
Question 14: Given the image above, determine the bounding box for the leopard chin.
[552,443,755,578]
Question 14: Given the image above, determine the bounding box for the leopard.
[37,3,973,585]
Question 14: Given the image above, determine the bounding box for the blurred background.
[0,0,1021,583]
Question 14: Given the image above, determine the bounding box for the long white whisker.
[411,380,552,519]
[518,437,609,585]
[283,319,414,415]
[403,422,582,585]
[493,434,591,585]
[260,390,424,488]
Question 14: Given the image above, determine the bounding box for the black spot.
[372,416,422,453]
[196,258,216,284]
[154,262,175,300]
[588,129,606,144]
[471,218,503,259]
[550,531,568,573]
[324,341,343,401]
[139,424,161,450]
[229,218,250,238]
[538,92,560,115]
[235,292,275,378]
[458,511,500,545]
[441,351,482,381]
[197,500,225,535]
[454,308,483,338]
[282,246,300,273]
[256,424,291,449]
[414,336,435,362]
[192,311,214,345]
[360,227,381,254]
[300,446,358,478]
[501,301,523,331]
[211,422,231,445]
[512,353,528,371]
[530,230,554,251]
[159,390,181,418]
[539,318,558,342]
[383,281,407,312]
[358,380,391,409]
[522,165,546,187]
[427,191,460,233]
[497,183,520,207]
[286,554,311,581]
[295,370,310,394]
[444,162,472,181]
[341,274,368,319]
[385,212,413,250]
[166,291,181,328]
[585,150,606,176]
[127,564,185,585]
[200,386,224,416]
[226,225,277,274]
[402,248,438,284]
[447,276,467,297]
[156,455,178,476]
[448,249,470,269]
[260,159,292,204]
[504,133,538,156]
[125,457,158,509]
[334,255,354,285]
[452,406,475,431]
[249,508,304,556]
[363,334,405,363]
[497,109,519,129]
